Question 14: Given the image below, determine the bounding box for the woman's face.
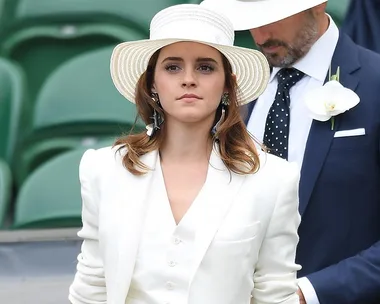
[153,41,227,125]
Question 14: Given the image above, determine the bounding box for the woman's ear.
[151,83,157,94]
[224,73,237,92]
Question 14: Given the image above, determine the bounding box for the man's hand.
[297,288,306,304]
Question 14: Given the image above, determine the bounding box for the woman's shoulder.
[79,144,127,179]
[81,144,125,165]
[254,151,300,183]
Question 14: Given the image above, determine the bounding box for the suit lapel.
[241,99,257,125]
[111,150,158,303]
[299,33,360,215]
[188,146,246,284]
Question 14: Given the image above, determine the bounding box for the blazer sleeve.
[305,124,380,303]
[69,149,107,304]
[306,244,380,303]
[252,162,302,304]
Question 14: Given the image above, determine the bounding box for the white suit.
[69,145,301,304]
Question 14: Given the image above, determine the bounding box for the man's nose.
[250,26,271,46]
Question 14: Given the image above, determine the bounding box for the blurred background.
[0,0,378,303]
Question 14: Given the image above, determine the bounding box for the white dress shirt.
[247,16,340,304]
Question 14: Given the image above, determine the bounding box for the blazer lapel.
[241,99,257,125]
[110,150,158,303]
[299,33,360,215]
[188,146,246,284]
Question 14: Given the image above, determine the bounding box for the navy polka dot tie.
[263,68,305,159]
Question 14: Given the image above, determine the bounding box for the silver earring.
[211,94,229,138]
[146,93,164,137]
[151,92,159,104]
[221,92,230,106]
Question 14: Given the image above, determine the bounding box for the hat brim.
[201,0,327,30]
[110,38,270,106]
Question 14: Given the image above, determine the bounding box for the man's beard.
[257,13,319,68]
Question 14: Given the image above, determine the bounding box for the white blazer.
[69,145,301,304]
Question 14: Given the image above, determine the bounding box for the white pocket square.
[334,128,366,138]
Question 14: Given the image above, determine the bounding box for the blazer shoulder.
[244,153,300,217]
[79,145,126,181]
[254,152,300,186]
[357,46,380,75]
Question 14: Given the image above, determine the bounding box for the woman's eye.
[198,64,214,72]
[165,64,180,72]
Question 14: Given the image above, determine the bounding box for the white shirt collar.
[269,14,339,83]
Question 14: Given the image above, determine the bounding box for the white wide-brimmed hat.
[200,0,327,30]
[110,4,270,106]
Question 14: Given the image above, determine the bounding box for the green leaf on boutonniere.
[330,117,335,131]
[329,66,340,82]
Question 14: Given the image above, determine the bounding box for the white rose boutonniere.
[305,66,360,130]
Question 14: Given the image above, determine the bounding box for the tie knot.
[276,68,304,89]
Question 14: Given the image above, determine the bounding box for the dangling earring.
[146,92,164,137]
[212,93,229,138]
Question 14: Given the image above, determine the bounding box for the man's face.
[250,9,319,67]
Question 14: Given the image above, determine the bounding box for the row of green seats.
[14,46,144,186]
[0,45,144,193]
[13,140,115,230]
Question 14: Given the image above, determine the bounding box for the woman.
[69,4,301,304]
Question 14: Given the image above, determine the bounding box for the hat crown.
[200,0,327,30]
[149,4,234,46]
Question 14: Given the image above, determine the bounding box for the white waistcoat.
[126,160,202,304]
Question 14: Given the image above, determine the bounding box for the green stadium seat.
[0,158,12,228]
[32,47,141,134]
[13,0,201,33]
[0,57,28,164]
[327,0,350,27]
[14,136,117,187]
[13,46,143,186]
[13,141,113,229]
[0,25,144,104]
[235,30,257,49]
[0,0,18,30]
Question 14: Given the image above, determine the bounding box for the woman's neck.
[159,121,213,164]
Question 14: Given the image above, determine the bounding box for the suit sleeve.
[69,149,107,304]
[305,122,380,304]
[306,242,380,303]
[252,162,302,304]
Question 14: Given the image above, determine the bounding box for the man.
[200,0,380,303]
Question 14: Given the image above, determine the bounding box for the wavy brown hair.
[115,48,261,175]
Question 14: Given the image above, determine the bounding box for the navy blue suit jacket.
[245,33,380,303]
